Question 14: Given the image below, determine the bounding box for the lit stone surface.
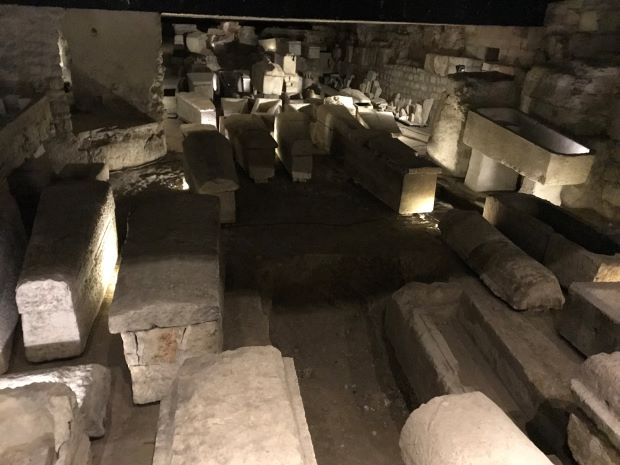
[0,383,91,465]
[568,413,620,465]
[152,346,317,465]
[16,181,118,362]
[557,283,620,356]
[399,392,553,465]
[440,209,564,310]
[176,92,217,126]
[0,190,26,374]
[0,363,111,438]
[571,352,620,451]
[464,149,519,192]
[275,112,320,181]
[344,130,441,215]
[223,114,277,183]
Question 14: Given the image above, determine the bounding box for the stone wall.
[62,9,164,119]
[0,5,72,136]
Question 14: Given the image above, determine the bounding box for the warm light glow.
[182,177,190,191]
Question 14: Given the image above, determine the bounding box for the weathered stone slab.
[182,126,239,194]
[153,346,318,465]
[109,192,222,333]
[0,363,111,438]
[568,413,620,465]
[58,163,109,182]
[275,112,320,182]
[0,383,91,465]
[17,181,118,362]
[121,320,222,404]
[176,92,217,126]
[344,130,441,214]
[464,148,519,192]
[223,290,270,350]
[556,283,620,356]
[223,114,277,183]
[0,190,25,373]
[571,352,620,451]
[400,392,552,465]
[440,210,564,311]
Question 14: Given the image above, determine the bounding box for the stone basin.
[463,107,593,186]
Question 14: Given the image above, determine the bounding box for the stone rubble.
[16,180,118,362]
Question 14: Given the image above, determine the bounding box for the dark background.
[0,0,550,26]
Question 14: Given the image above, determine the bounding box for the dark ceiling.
[1,0,550,26]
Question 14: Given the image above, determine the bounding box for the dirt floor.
[6,133,461,465]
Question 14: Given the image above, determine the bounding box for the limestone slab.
[152,346,318,465]
[557,283,620,356]
[441,210,564,311]
[0,191,25,373]
[17,181,117,362]
[0,383,91,465]
[176,92,217,126]
[464,148,519,192]
[344,130,441,215]
[251,60,285,95]
[312,104,364,155]
[399,392,552,465]
[108,192,222,334]
[275,112,320,182]
[568,413,620,465]
[0,363,111,437]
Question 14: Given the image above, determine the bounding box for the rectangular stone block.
[221,97,249,116]
[344,130,441,214]
[464,149,519,192]
[251,61,285,95]
[17,181,117,362]
[275,112,321,182]
[0,363,111,438]
[152,346,317,465]
[121,320,222,404]
[109,192,222,334]
[187,72,216,99]
[357,110,401,135]
[0,191,25,373]
[176,92,217,126]
[312,104,363,154]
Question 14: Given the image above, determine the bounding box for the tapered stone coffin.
[16,181,117,362]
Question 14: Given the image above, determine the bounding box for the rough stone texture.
[571,352,620,451]
[152,346,318,465]
[0,383,91,465]
[121,321,222,404]
[17,181,118,362]
[177,93,217,126]
[223,114,277,183]
[0,96,54,179]
[58,163,109,182]
[399,392,553,465]
[223,290,271,350]
[74,122,167,171]
[557,283,620,356]
[544,234,620,287]
[62,9,164,119]
[568,412,620,465]
[0,190,26,374]
[275,112,320,182]
[344,129,441,214]
[441,210,564,311]
[182,126,239,194]
[109,192,221,333]
[0,364,111,438]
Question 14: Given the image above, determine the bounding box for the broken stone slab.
[344,129,441,214]
[456,276,581,454]
[176,92,217,126]
[275,112,321,182]
[17,181,118,362]
[568,412,620,465]
[223,290,270,350]
[0,363,111,438]
[557,282,620,356]
[440,210,564,311]
[0,191,26,374]
[109,192,222,333]
[357,110,400,135]
[571,352,620,451]
[0,383,91,465]
[182,125,239,194]
[152,346,317,465]
[223,114,277,183]
[221,97,249,116]
[400,391,553,465]
[464,148,519,192]
[311,104,364,154]
[58,163,109,182]
[121,320,222,404]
